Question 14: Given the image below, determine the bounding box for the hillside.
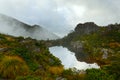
[0,14,59,40]
[61,22,120,64]
[0,33,91,80]
[0,33,63,79]
[0,22,119,79]
[46,22,120,80]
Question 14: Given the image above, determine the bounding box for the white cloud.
[0,0,120,37]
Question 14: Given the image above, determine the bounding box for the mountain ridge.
[46,22,120,79]
[0,13,59,40]
[46,22,120,63]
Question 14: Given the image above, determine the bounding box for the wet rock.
[71,41,83,50]
[101,48,108,59]
[56,77,67,80]
[0,48,8,52]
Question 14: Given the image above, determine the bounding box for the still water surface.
[49,46,100,70]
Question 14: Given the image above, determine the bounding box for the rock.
[70,41,83,50]
[101,48,108,59]
[75,22,99,34]
[56,77,67,80]
[0,48,8,52]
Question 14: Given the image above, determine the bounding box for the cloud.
[56,0,120,25]
[0,0,120,37]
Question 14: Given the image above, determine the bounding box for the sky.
[0,0,120,37]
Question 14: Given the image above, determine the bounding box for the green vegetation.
[0,33,87,80]
[0,23,120,80]
[0,33,64,80]
[85,68,114,80]
[0,55,29,79]
[54,23,120,80]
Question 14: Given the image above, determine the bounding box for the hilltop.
[47,22,120,80]
[0,14,59,40]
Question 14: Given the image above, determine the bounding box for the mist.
[0,14,59,40]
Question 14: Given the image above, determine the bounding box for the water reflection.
[49,46,100,70]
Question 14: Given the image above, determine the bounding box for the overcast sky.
[0,0,120,37]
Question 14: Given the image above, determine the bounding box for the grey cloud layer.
[0,0,120,37]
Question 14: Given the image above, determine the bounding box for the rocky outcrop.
[56,22,120,63]
[101,48,108,59]
[70,41,87,61]
[75,22,99,34]
[47,22,120,64]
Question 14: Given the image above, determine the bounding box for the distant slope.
[61,22,120,80]
[0,14,59,40]
[49,22,120,64]
[46,22,120,80]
